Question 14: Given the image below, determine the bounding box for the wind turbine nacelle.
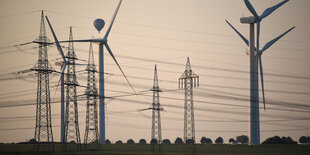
[240,16,257,24]
[245,49,257,56]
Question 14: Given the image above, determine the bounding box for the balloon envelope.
[93,19,105,33]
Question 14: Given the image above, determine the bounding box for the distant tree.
[200,137,207,144]
[307,136,310,144]
[281,136,288,143]
[215,137,224,144]
[262,136,297,144]
[139,139,146,144]
[299,136,307,144]
[200,137,212,144]
[262,136,281,144]
[69,140,76,144]
[105,139,111,144]
[115,140,123,144]
[283,136,297,144]
[174,137,183,144]
[28,138,37,144]
[163,139,171,144]
[236,135,249,144]
[205,138,213,144]
[150,138,158,144]
[186,139,194,144]
[229,138,236,143]
[127,139,135,144]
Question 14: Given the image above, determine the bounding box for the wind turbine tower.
[84,42,100,150]
[179,57,199,143]
[226,0,295,145]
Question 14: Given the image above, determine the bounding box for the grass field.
[0,143,309,155]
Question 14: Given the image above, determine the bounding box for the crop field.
[0,144,309,155]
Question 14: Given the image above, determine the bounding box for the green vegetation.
[0,143,309,155]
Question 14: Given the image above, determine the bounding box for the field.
[0,143,309,155]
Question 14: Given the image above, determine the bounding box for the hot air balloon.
[93,19,105,33]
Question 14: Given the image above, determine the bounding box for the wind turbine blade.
[258,55,266,111]
[104,43,137,94]
[55,63,67,91]
[260,0,289,19]
[226,20,249,46]
[61,63,67,75]
[54,63,67,97]
[104,0,122,40]
[45,16,67,64]
[243,0,260,20]
[261,26,295,53]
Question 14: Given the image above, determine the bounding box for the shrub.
[215,137,223,144]
[127,139,135,144]
[163,139,171,144]
[139,139,146,144]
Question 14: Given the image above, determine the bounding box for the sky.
[0,0,309,144]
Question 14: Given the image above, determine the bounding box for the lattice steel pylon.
[178,57,199,143]
[150,65,163,155]
[33,10,55,152]
[63,27,81,151]
[84,42,100,150]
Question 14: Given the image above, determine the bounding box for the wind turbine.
[225,0,295,145]
[46,0,136,143]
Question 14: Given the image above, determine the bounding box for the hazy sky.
[0,0,309,143]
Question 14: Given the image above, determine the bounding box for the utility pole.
[84,42,100,150]
[32,11,55,152]
[63,27,81,151]
[179,57,199,144]
[150,65,163,155]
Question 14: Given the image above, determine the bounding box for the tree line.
[17,135,310,144]
[98,135,309,145]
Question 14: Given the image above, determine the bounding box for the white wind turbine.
[46,0,136,143]
[225,0,295,145]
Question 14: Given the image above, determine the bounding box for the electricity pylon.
[150,65,163,155]
[179,57,199,143]
[32,11,55,152]
[139,65,163,155]
[63,27,81,151]
[179,58,199,155]
[84,42,100,150]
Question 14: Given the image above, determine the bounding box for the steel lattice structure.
[150,65,163,155]
[139,65,163,154]
[84,43,100,150]
[63,27,81,150]
[178,57,199,143]
[33,11,55,152]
